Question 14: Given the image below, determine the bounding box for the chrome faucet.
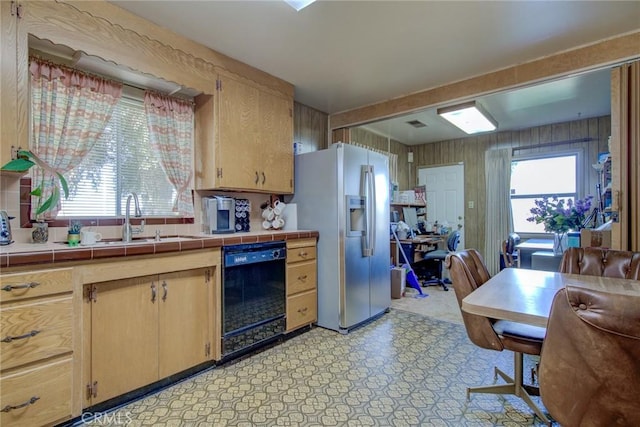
[122,192,145,242]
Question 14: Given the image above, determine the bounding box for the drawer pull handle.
[2,282,40,292]
[1,396,40,412]
[298,251,307,257]
[298,275,308,281]
[298,307,308,314]
[1,330,41,343]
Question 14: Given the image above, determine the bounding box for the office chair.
[501,232,520,269]
[539,286,640,426]
[445,250,551,426]
[418,229,460,291]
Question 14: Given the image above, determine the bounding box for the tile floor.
[81,306,551,426]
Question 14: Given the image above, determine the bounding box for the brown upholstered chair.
[445,249,551,425]
[501,232,520,268]
[560,247,640,279]
[539,286,640,426]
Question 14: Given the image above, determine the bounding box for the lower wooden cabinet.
[86,268,212,405]
[1,357,72,427]
[0,267,75,427]
[286,239,317,332]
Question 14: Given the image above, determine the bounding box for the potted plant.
[527,195,593,254]
[1,150,69,243]
[67,220,83,247]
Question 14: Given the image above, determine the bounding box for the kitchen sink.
[56,236,202,247]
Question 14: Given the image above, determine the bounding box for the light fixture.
[284,0,316,11]
[437,101,497,134]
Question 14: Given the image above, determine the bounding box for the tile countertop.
[0,230,319,269]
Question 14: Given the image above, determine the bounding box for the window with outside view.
[510,154,578,233]
[57,96,178,218]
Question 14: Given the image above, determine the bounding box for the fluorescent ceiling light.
[437,101,497,134]
[284,0,316,11]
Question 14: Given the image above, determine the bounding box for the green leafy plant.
[1,150,69,219]
[68,220,83,234]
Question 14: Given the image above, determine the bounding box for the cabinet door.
[158,269,210,378]
[258,91,293,193]
[90,276,158,404]
[217,75,260,190]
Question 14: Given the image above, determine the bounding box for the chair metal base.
[467,352,551,426]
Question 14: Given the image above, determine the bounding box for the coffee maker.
[202,196,235,234]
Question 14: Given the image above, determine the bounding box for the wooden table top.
[462,268,640,328]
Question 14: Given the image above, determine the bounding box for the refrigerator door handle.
[362,165,374,257]
[369,164,376,256]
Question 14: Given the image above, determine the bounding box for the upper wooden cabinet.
[195,73,294,194]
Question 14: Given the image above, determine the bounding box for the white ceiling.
[109,1,639,145]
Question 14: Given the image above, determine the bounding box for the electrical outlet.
[468,201,474,209]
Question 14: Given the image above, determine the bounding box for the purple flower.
[527,195,594,233]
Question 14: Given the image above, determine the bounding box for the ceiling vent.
[406,120,427,128]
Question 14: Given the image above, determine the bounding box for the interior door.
[418,163,465,249]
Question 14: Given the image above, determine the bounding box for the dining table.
[462,267,640,327]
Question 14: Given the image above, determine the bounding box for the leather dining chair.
[560,247,640,279]
[501,232,520,269]
[445,249,551,426]
[538,286,640,427]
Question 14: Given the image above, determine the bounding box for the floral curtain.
[30,57,123,219]
[484,148,513,275]
[144,91,195,217]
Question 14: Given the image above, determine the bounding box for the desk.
[515,239,553,268]
[390,236,442,265]
[530,251,563,272]
[462,268,640,328]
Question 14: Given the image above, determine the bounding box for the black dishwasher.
[222,241,286,358]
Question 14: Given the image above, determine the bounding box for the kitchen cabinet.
[286,238,317,332]
[195,72,294,194]
[0,268,75,427]
[86,268,212,405]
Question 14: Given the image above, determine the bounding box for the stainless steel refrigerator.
[291,143,390,333]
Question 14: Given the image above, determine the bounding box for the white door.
[418,164,465,250]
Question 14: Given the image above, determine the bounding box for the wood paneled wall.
[349,128,411,190]
[409,116,610,252]
[293,102,328,153]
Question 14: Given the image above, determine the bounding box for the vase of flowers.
[527,196,593,255]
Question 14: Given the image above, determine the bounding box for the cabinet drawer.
[286,291,317,331]
[0,269,72,303]
[287,261,317,295]
[1,357,72,427]
[286,245,316,264]
[1,296,73,370]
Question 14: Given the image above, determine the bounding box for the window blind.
[58,97,177,217]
